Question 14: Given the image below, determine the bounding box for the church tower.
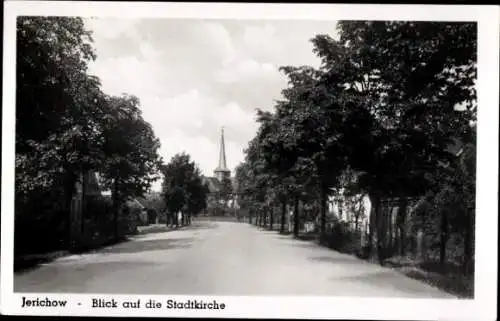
[214,127,231,182]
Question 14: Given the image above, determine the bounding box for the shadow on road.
[96,237,195,255]
[257,229,280,235]
[188,222,219,230]
[137,222,218,235]
[14,256,57,274]
[14,260,163,293]
[308,255,368,265]
[274,234,293,240]
[281,242,322,250]
[273,234,323,250]
[71,260,160,272]
[14,236,129,273]
[330,270,446,296]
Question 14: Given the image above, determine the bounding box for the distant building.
[201,127,238,215]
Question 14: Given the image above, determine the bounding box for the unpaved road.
[14,221,454,298]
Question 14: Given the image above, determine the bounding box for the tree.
[99,94,162,237]
[144,193,165,214]
[161,153,207,227]
[15,16,163,254]
[239,21,476,271]
[277,65,347,239]
[421,128,476,271]
[310,21,476,263]
[186,175,210,224]
[235,162,254,223]
[15,16,107,251]
[218,177,233,215]
[16,17,96,149]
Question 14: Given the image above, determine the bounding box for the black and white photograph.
[1,1,498,319]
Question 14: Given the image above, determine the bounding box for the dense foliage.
[15,17,163,255]
[236,21,476,273]
[161,153,209,227]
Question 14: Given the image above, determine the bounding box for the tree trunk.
[269,207,274,231]
[65,194,74,251]
[366,194,375,257]
[376,198,386,264]
[388,206,393,252]
[113,179,120,240]
[280,200,286,233]
[397,197,408,256]
[320,186,328,240]
[64,174,77,252]
[81,171,86,234]
[368,192,381,262]
[263,207,268,228]
[439,211,449,268]
[293,197,300,237]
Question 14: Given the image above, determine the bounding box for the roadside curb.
[15,225,193,271]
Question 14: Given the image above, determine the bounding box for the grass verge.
[383,256,474,298]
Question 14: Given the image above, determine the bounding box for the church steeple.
[214,127,230,181]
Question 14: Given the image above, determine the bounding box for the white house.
[327,189,371,233]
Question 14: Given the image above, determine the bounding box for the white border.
[2,1,499,319]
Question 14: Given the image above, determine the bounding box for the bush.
[321,221,362,254]
[15,203,68,256]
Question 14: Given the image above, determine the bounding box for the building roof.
[201,176,237,194]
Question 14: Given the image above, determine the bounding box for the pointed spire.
[217,126,228,170]
[214,127,230,181]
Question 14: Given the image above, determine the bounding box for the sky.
[84,18,339,192]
